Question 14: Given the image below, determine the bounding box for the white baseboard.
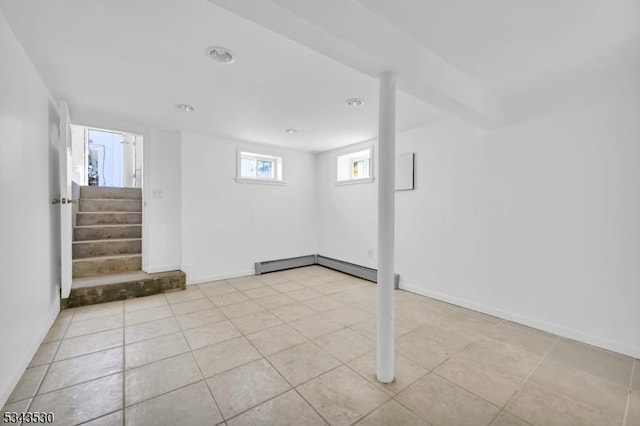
[187,269,255,285]
[400,282,640,359]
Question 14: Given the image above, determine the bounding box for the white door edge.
[59,101,73,298]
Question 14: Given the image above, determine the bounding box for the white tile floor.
[3,266,639,425]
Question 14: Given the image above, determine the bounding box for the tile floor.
[3,266,639,426]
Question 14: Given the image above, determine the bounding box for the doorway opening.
[66,125,146,297]
[70,125,143,188]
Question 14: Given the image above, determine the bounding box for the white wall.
[144,129,182,272]
[181,133,318,283]
[316,76,640,357]
[316,142,378,268]
[0,14,61,406]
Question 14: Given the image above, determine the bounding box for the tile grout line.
[75,409,121,426]
[21,309,77,414]
[42,313,183,367]
[426,330,560,426]
[174,300,227,426]
[215,280,356,424]
[16,267,627,426]
[247,322,396,425]
[623,359,636,426]
[29,301,189,423]
[523,335,560,384]
[341,305,480,423]
[488,335,561,425]
[5,270,355,423]
[0,311,74,422]
[17,373,124,405]
[210,289,333,424]
[191,287,331,425]
[27,305,122,425]
[517,335,632,421]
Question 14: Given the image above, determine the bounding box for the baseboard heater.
[255,254,399,289]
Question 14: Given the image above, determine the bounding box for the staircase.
[73,187,142,278]
[64,186,186,308]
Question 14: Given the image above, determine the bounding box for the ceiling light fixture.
[207,46,236,64]
[176,103,195,112]
[345,98,365,108]
[285,128,297,134]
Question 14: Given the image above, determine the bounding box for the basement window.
[336,146,374,185]
[236,150,285,185]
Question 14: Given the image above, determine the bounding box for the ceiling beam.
[207,0,503,128]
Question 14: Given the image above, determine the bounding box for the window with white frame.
[236,150,284,184]
[336,147,373,184]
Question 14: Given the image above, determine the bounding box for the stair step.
[79,198,142,213]
[63,270,186,308]
[80,186,142,200]
[73,238,141,259]
[74,224,141,241]
[76,212,142,226]
[73,254,142,278]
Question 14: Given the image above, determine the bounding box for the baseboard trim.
[254,254,399,288]
[400,282,640,359]
[255,255,316,274]
[316,255,399,289]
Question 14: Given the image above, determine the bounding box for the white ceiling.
[2,0,638,150]
[359,0,640,97]
[0,0,445,152]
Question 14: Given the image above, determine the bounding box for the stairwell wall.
[143,129,182,273]
[0,14,62,407]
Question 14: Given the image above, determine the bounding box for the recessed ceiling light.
[207,46,236,64]
[345,98,365,108]
[285,128,297,134]
[176,103,195,112]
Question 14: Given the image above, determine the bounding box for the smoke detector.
[285,128,297,134]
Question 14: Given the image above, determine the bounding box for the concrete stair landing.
[67,186,185,308]
[64,270,186,308]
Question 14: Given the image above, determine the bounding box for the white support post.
[376,71,396,383]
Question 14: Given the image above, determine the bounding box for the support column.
[377,71,396,383]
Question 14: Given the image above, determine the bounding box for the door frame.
[59,101,73,298]
[68,120,148,274]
